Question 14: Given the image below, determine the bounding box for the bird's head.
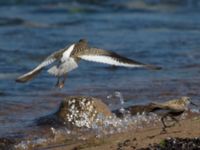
[74,39,88,49]
[180,96,191,107]
[162,96,198,110]
[79,39,87,44]
[180,96,198,109]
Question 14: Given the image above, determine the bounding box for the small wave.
[0,73,19,80]
[0,17,24,26]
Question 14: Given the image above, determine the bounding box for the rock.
[0,138,17,150]
[37,96,112,129]
[113,103,157,118]
[140,137,200,150]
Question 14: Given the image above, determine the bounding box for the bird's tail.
[16,67,42,83]
[47,66,59,76]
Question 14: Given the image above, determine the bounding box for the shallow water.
[0,0,200,137]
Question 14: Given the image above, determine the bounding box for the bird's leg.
[160,115,168,134]
[57,74,67,89]
[171,116,181,126]
[56,77,60,87]
[62,74,67,85]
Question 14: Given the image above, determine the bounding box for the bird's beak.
[190,101,199,107]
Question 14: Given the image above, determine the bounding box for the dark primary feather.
[16,68,43,83]
[106,51,162,70]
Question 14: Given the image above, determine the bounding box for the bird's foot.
[166,123,175,128]
[160,128,167,134]
[58,82,64,89]
[55,81,64,89]
[55,76,66,89]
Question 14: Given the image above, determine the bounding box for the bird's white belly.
[47,58,78,77]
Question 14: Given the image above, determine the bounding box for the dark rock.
[113,103,157,118]
[0,137,17,150]
[139,137,200,150]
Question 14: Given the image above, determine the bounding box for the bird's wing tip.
[145,65,162,70]
[15,75,30,83]
[154,66,162,70]
[15,78,22,82]
[15,68,43,83]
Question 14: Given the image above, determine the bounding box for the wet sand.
[41,114,200,150]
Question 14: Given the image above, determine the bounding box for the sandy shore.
[43,114,200,150]
[1,96,199,150]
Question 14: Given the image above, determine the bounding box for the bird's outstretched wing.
[78,48,161,70]
[16,48,65,83]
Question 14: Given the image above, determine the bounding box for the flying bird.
[16,39,161,88]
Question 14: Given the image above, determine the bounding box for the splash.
[114,91,125,105]
[13,110,161,149]
[107,91,127,116]
[190,108,200,114]
[14,138,47,150]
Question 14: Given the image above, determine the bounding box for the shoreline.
[42,114,200,150]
